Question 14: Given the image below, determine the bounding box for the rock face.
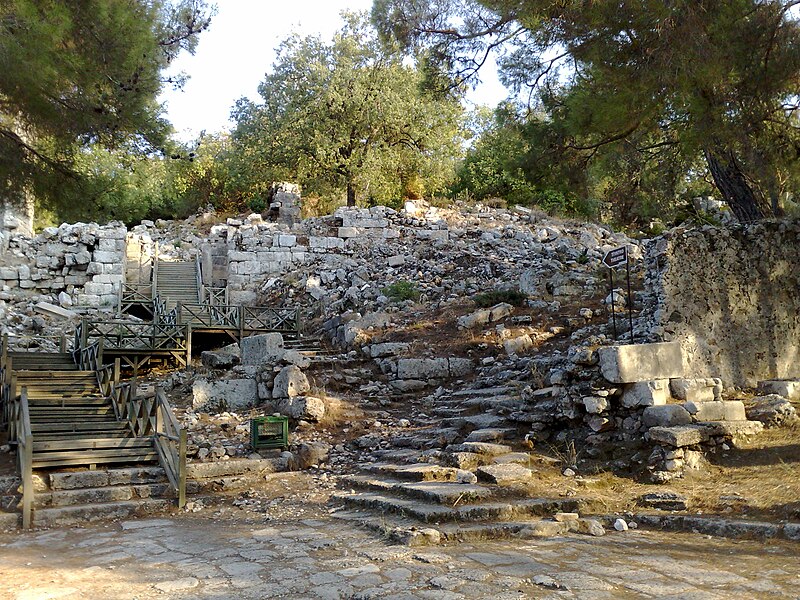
[598,342,684,383]
[644,222,800,387]
[272,365,310,399]
[192,378,258,411]
[241,333,285,366]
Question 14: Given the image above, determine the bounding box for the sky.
[159,0,509,142]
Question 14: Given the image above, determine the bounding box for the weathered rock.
[192,378,258,411]
[642,404,692,428]
[746,394,798,427]
[272,365,310,399]
[582,396,608,414]
[684,400,746,422]
[621,379,670,408]
[647,425,705,447]
[201,349,239,369]
[476,463,533,486]
[576,518,605,537]
[291,441,330,469]
[638,492,689,511]
[598,342,684,384]
[503,334,533,355]
[241,333,285,366]
[757,380,800,402]
[276,396,325,421]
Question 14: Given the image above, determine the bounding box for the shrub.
[382,280,420,302]
[473,289,527,308]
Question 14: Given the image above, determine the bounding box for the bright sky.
[159,0,509,142]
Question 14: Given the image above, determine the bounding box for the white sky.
[159,0,509,142]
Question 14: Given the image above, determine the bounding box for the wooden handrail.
[13,386,34,529]
[152,241,159,301]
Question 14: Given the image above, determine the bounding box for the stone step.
[34,482,172,509]
[334,509,591,546]
[364,463,466,482]
[445,442,514,456]
[447,386,515,398]
[49,466,167,490]
[332,491,580,525]
[465,428,518,443]
[33,498,174,528]
[341,475,493,504]
[442,413,511,431]
[186,458,280,480]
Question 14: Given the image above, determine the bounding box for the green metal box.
[250,416,288,450]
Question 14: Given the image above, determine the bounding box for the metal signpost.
[602,245,635,343]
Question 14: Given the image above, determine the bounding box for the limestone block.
[240,333,285,366]
[504,334,533,355]
[396,358,449,380]
[338,227,361,238]
[457,308,491,329]
[91,250,119,263]
[276,234,296,247]
[476,463,532,485]
[309,236,345,250]
[276,396,325,422]
[272,365,310,399]
[621,379,670,407]
[448,357,474,377]
[0,267,17,279]
[670,378,721,402]
[647,425,705,447]
[598,342,684,383]
[757,380,800,401]
[642,404,692,428]
[684,400,746,422]
[83,281,112,295]
[387,255,405,267]
[192,378,258,411]
[381,228,400,239]
[365,342,410,358]
[34,302,77,320]
[75,294,101,307]
[583,396,609,414]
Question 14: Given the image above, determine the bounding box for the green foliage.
[0,0,213,219]
[375,0,800,223]
[473,289,527,308]
[230,12,465,209]
[382,280,420,302]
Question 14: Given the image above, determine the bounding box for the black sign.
[602,245,628,268]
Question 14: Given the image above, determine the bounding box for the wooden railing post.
[152,241,159,300]
[97,338,104,368]
[19,387,33,529]
[1,333,7,367]
[239,305,245,341]
[178,429,187,508]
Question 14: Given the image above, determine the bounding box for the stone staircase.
[331,381,596,545]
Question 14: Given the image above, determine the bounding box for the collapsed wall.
[645,220,800,387]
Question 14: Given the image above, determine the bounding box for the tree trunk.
[346,181,356,207]
[703,148,766,223]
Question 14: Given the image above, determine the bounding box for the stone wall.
[0,222,126,307]
[645,221,800,387]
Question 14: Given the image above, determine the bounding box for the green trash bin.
[250,416,289,451]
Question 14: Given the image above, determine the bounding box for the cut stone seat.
[338,476,494,505]
[445,442,513,456]
[684,400,746,422]
[364,463,464,483]
[648,420,764,448]
[464,428,517,443]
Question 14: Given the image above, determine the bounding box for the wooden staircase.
[155,260,200,312]
[10,353,157,469]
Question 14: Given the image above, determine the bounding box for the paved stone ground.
[0,513,798,600]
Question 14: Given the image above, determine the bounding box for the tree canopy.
[231,12,465,208]
[0,0,213,216]
[374,0,800,222]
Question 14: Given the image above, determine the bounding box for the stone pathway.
[0,513,797,599]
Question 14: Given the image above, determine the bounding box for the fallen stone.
[519,521,568,538]
[642,404,692,428]
[598,342,684,384]
[670,378,721,402]
[291,441,330,469]
[614,518,629,531]
[757,380,800,402]
[638,492,689,511]
[746,394,798,427]
[201,349,239,369]
[576,518,605,537]
[503,334,533,356]
[192,378,258,411]
[276,395,325,421]
[621,379,670,408]
[273,365,310,399]
[34,301,78,320]
[647,425,705,447]
[684,400,746,422]
[241,332,285,366]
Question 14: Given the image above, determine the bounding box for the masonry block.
[598,342,684,383]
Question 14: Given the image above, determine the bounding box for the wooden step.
[32,450,159,468]
[32,437,148,452]
[28,397,109,406]
[15,370,95,378]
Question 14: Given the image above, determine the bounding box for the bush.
[382,280,420,302]
[473,289,527,308]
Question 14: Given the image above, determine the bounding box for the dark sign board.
[602,245,628,268]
